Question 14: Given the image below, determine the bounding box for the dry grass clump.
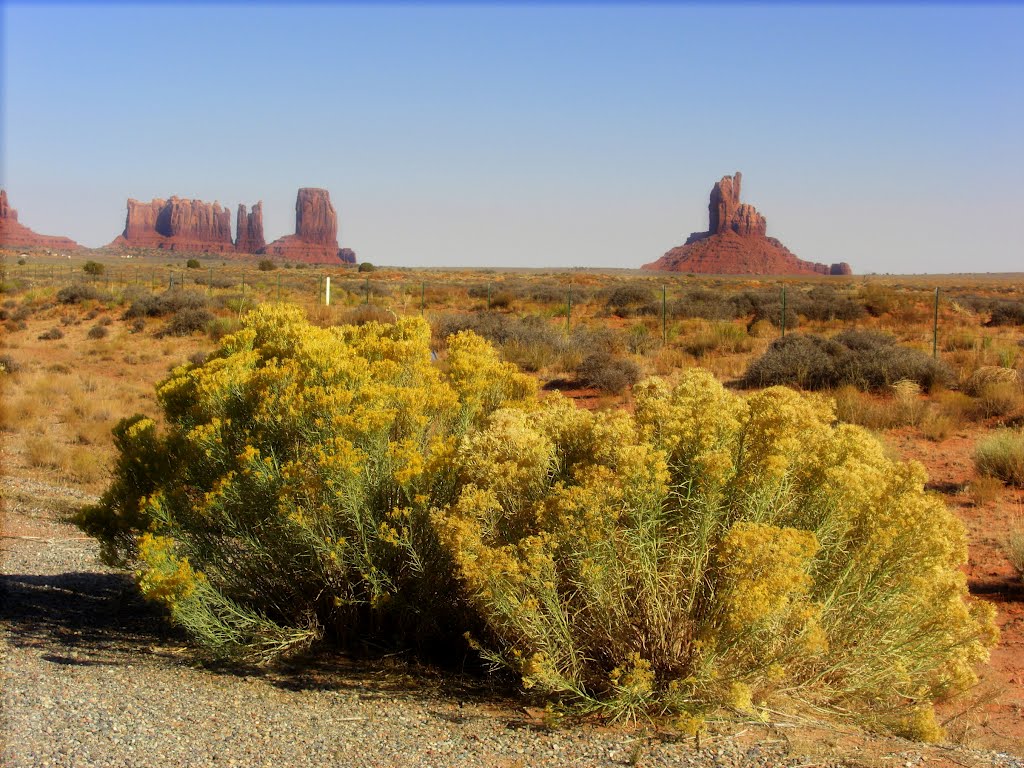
[25,434,64,469]
[682,322,752,358]
[974,429,1024,486]
[963,366,1020,396]
[339,304,396,326]
[942,331,976,352]
[64,446,108,483]
[972,381,1024,419]
[919,410,958,442]
[1006,517,1024,580]
[965,476,1004,507]
[833,381,927,431]
[833,386,898,430]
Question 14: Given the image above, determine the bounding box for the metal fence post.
[781,285,787,338]
[933,287,940,359]
[662,285,667,345]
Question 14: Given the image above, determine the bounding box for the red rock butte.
[263,188,353,264]
[235,202,266,254]
[108,188,355,265]
[0,190,81,250]
[643,172,852,276]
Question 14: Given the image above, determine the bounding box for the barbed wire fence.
[6,261,1023,365]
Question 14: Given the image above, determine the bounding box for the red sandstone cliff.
[263,188,353,264]
[0,190,81,250]
[644,173,852,276]
[235,202,265,254]
[110,196,235,253]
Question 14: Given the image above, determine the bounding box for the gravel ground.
[2,475,1022,768]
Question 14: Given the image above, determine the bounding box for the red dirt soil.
[887,425,1023,752]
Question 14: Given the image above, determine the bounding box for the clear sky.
[3,2,1022,272]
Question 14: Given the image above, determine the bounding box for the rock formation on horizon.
[235,202,265,254]
[107,188,355,264]
[110,196,235,253]
[0,189,81,250]
[643,173,852,276]
[263,188,355,264]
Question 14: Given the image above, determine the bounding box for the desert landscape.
[2,245,1022,766]
[3,3,1023,767]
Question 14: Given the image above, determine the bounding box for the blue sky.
[3,3,1022,272]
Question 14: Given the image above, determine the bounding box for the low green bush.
[83,260,105,276]
[433,312,575,373]
[160,306,214,337]
[0,354,21,374]
[743,331,951,392]
[575,351,641,394]
[986,301,1024,327]
[57,283,112,304]
[604,284,658,317]
[77,305,996,740]
[125,289,210,319]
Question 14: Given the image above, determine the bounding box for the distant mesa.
[110,196,235,253]
[0,189,81,250]
[643,172,852,276]
[109,187,355,265]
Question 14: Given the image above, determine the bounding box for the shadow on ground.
[0,569,521,714]
[0,571,180,659]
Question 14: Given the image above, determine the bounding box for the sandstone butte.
[109,188,355,265]
[643,173,852,276]
[0,189,81,251]
[262,188,354,264]
[235,202,266,254]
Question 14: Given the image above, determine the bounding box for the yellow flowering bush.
[79,309,994,738]
[436,369,996,737]
[78,304,533,662]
